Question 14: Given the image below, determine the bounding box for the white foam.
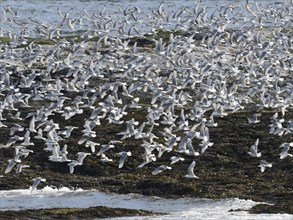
[0,187,292,220]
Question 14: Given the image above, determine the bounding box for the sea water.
[0,1,292,219]
[0,186,292,220]
[0,0,288,33]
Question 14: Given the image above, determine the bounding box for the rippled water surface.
[0,0,289,33]
[0,187,292,220]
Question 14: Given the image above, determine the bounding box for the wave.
[0,186,87,198]
[0,186,292,220]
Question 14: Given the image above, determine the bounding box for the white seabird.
[184,161,199,179]
[20,130,34,146]
[100,154,113,163]
[138,152,157,168]
[58,126,78,138]
[248,138,261,158]
[170,156,185,165]
[85,140,100,153]
[77,152,91,164]
[117,151,132,168]
[29,115,37,133]
[31,177,46,192]
[258,160,272,172]
[247,113,261,124]
[152,165,172,175]
[279,142,293,159]
[10,123,24,136]
[16,164,30,174]
[96,144,114,156]
[5,159,21,173]
[67,160,81,174]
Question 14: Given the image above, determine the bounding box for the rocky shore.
[1,105,292,218]
[1,2,293,218]
[0,206,161,219]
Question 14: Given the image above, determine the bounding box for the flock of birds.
[0,0,293,192]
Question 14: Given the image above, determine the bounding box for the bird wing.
[255,138,259,148]
[5,159,17,173]
[31,178,41,192]
[152,165,165,175]
[188,161,196,176]
[118,153,127,168]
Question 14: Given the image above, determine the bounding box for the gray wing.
[187,161,196,176]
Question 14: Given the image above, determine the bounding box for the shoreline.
[0,206,163,219]
[1,107,292,216]
[1,1,293,218]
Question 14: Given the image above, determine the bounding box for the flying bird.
[184,161,199,179]
[30,177,46,192]
[152,165,172,175]
[248,138,261,158]
[258,160,272,172]
[117,151,132,168]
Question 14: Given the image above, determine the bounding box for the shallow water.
[0,186,292,220]
[0,0,288,34]
[0,1,292,219]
